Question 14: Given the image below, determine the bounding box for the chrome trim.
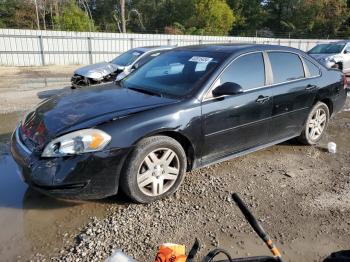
[203,50,322,102]
[15,127,32,155]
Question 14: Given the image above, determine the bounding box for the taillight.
[343,74,348,89]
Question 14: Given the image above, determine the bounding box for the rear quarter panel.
[318,68,347,116]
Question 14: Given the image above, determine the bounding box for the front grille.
[71,74,90,86]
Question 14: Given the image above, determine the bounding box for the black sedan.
[11,44,347,203]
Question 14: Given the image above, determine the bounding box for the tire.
[120,136,187,204]
[298,102,330,145]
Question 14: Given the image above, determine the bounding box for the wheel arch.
[313,97,333,116]
[132,130,196,171]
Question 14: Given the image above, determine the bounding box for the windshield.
[111,49,144,66]
[121,50,227,98]
[308,43,345,54]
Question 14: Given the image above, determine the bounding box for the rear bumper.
[332,87,348,116]
[10,127,130,200]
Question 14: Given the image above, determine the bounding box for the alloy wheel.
[137,148,180,197]
[308,108,327,141]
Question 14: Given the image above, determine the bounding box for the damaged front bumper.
[71,72,120,88]
[10,127,130,200]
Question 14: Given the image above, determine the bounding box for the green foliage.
[0,0,349,38]
[54,1,95,32]
[92,0,119,32]
[0,0,37,29]
[263,0,349,37]
[227,0,266,35]
[190,0,235,35]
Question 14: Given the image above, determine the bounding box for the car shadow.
[278,138,328,152]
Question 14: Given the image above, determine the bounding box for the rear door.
[201,52,273,163]
[266,52,319,141]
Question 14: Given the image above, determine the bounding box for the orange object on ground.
[154,243,187,262]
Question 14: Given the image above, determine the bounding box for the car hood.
[21,84,177,149]
[309,53,337,60]
[74,62,121,79]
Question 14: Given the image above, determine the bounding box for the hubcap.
[308,108,327,140]
[137,148,180,197]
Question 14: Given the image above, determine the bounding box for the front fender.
[97,101,203,158]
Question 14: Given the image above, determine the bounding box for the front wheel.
[120,136,187,203]
[298,102,330,145]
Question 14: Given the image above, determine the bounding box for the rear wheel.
[120,136,187,203]
[298,102,329,145]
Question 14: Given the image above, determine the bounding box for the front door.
[201,52,273,164]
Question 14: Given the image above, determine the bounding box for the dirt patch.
[0,66,77,113]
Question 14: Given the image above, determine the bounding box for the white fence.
[0,28,339,66]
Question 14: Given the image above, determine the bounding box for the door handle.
[306,84,317,91]
[256,95,270,103]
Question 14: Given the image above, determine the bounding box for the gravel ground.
[40,99,350,262]
[0,67,349,262]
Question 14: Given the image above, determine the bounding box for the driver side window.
[218,52,266,91]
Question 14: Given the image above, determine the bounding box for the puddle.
[0,114,123,261]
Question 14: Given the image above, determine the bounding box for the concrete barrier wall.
[0,28,339,66]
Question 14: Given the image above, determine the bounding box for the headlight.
[42,129,111,157]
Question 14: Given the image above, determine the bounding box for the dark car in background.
[71,46,174,88]
[11,44,347,203]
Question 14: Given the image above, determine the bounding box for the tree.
[189,0,235,35]
[54,0,94,31]
[0,0,37,29]
[227,0,265,36]
[263,0,349,37]
[313,0,348,36]
[91,0,119,32]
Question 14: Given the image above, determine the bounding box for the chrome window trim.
[203,50,322,102]
[301,56,322,78]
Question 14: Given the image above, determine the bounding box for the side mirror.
[344,50,349,54]
[212,82,244,97]
[115,71,128,82]
[132,63,139,70]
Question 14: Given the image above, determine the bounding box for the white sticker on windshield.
[132,52,141,56]
[189,56,213,63]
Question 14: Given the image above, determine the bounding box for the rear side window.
[304,58,321,77]
[268,52,305,84]
[219,52,265,90]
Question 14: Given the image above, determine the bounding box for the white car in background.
[71,46,174,88]
[308,41,350,74]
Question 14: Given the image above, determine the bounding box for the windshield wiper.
[127,87,163,97]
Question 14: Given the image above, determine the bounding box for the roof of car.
[134,46,176,52]
[173,44,305,54]
[332,40,350,44]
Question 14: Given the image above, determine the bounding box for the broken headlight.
[42,129,111,157]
